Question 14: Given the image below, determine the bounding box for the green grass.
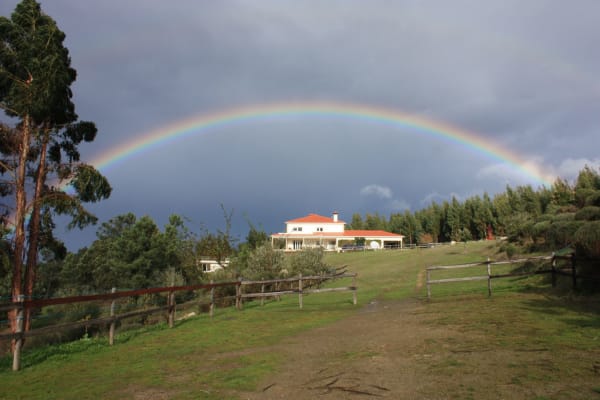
[0,287,358,399]
[1,241,599,399]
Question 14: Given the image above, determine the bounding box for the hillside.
[1,242,599,399]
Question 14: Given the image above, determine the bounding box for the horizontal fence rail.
[1,272,357,371]
[237,273,357,310]
[426,254,575,299]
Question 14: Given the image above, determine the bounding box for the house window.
[316,227,323,232]
[293,240,303,250]
[201,263,211,272]
[292,227,303,232]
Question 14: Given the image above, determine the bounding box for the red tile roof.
[286,213,345,224]
[344,230,404,238]
[271,230,403,239]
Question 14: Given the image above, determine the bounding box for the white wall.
[286,222,345,234]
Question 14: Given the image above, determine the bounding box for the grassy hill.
[1,242,599,399]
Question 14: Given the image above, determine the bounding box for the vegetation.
[349,167,600,277]
[1,243,598,399]
[0,0,110,336]
[0,3,598,396]
[1,166,598,341]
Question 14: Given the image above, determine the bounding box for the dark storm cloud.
[1,0,599,249]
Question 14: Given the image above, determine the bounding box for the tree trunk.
[10,116,31,350]
[24,126,49,332]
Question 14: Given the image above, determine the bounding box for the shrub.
[575,206,600,221]
[574,221,600,259]
[551,212,576,222]
[575,188,597,207]
[288,248,331,276]
[532,220,551,238]
[25,303,103,348]
[585,191,600,207]
[500,243,517,259]
[244,244,286,280]
[546,220,584,249]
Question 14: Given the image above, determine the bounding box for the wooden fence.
[426,254,575,299]
[1,272,357,371]
[237,273,357,310]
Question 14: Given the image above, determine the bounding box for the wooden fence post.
[209,280,214,318]
[426,269,431,300]
[298,273,303,309]
[168,290,175,328]
[236,279,242,310]
[352,274,357,305]
[168,273,176,328]
[12,295,24,372]
[109,287,116,346]
[260,283,265,306]
[487,257,492,297]
[571,254,577,290]
[551,253,557,288]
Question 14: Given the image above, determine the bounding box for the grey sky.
[1,1,599,249]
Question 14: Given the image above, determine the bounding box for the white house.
[197,257,230,273]
[270,212,404,251]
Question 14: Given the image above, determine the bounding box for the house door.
[293,240,303,250]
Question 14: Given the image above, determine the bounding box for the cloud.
[554,158,600,181]
[360,184,392,199]
[476,161,550,187]
[359,185,410,211]
[2,0,598,251]
[420,192,446,206]
[388,199,410,211]
[477,158,600,189]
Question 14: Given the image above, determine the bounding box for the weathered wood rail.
[1,272,357,371]
[426,254,576,299]
[237,273,358,310]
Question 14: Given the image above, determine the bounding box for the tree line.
[348,165,600,261]
[3,165,598,300]
[1,210,332,298]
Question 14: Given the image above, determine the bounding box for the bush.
[288,248,331,276]
[532,220,551,238]
[546,220,584,249]
[207,269,238,307]
[575,188,597,207]
[500,243,518,259]
[575,206,600,221]
[25,303,104,349]
[244,244,286,280]
[574,221,600,259]
[585,191,600,207]
[551,212,576,222]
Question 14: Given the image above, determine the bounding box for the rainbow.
[88,101,554,186]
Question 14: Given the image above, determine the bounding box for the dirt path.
[237,295,597,400]
[241,298,448,399]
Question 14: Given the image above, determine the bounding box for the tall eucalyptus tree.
[0,0,111,337]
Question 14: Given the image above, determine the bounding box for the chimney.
[332,211,339,222]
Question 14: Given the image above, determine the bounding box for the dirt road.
[240,297,597,399]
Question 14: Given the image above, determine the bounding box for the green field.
[1,241,599,399]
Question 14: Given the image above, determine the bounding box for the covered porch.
[271,233,403,252]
